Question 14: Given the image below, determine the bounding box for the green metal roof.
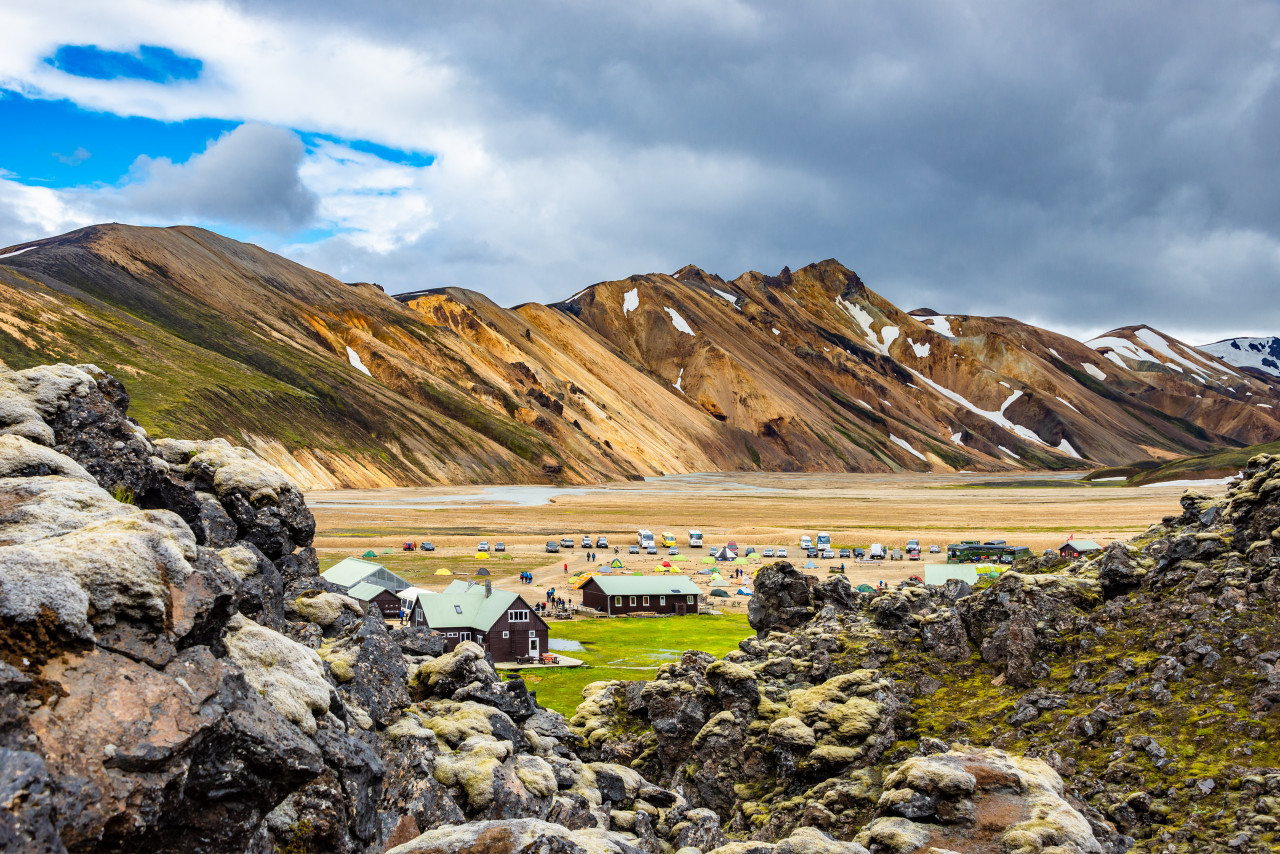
[405,580,533,630]
[322,557,386,587]
[586,575,700,596]
[1061,540,1102,551]
[347,581,396,602]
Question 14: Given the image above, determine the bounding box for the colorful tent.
[709,572,722,580]
[733,557,748,564]
[857,583,874,593]
[610,558,625,569]
[362,550,377,558]
[736,588,753,596]
[804,560,817,569]
[632,571,643,576]
[712,546,736,561]
[662,561,672,568]
[709,588,730,598]
[700,556,716,564]
[475,567,491,576]
[697,568,713,575]
[574,572,598,589]
[710,579,731,587]
[434,568,453,576]
[474,552,489,559]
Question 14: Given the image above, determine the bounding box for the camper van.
[662,532,677,548]
[816,532,831,549]
[688,530,703,548]
[869,543,886,560]
[638,530,655,548]
[799,535,813,550]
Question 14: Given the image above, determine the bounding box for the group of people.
[535,597,567,613]
[518,571,535,584]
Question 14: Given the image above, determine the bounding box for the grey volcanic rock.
[749,562,857,638]
[390,625,448,657]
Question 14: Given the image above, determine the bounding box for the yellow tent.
[474,552,489,560]
[574,572,598,589]
[435,568,453,576]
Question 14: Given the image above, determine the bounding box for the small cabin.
[321,557,410,594]
[346,582,402,618]
[1058,540,1102,559]
[404,580,549,661]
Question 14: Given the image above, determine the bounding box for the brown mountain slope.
[2,224,1277,485]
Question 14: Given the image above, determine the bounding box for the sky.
[1,1,1278,344]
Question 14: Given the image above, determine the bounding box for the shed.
[579,575,701,616]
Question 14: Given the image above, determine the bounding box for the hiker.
[563,562,568,573]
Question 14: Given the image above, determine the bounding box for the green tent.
[857,583,874,593]
[610,558,625,569]
[362,550,378,559]
[709,588,731,598]
[700,556,716,564]
[733,557,748,564]
[632,571,644,576]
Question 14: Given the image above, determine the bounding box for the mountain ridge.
[2,223,1277,488]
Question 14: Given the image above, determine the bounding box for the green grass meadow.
[507,613,753,716]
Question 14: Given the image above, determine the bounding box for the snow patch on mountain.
[711,287,739,306]
[346,346,371,377]
[623,288,639,314]
[889,434,927,461]
[908,370,1048,447]
[664,306,694,335]
[908,338,930,358]
[1081,363,1107,382]
[674,367,684,391]
[1056,396,1080,413]
[0,246,35,260]
[1057,438,1081,459]
[920,315,955,337]
[950,431,964,446]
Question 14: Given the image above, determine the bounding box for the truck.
[662,532,677,548]
[906,538,920,552]
[800,535,813,550]
[688,529,703,548]
[638,530,655,548]
[816,532,831,549]
[869,543,885,560]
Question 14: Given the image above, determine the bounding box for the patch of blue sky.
[0,91,236,187]
[44,44,202,84]
[299,132,434,168]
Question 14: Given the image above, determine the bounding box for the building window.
[454,604,463,614]
[687,596,694,604]
[614,596,621,606]
[630,597,636,606]
[529,630,536,637]
[508,609,529,622]
[660,596,666,606]
[643,596,649,606]
[503,631,509,638]
[446,632,458,638]
[416,608,424,622]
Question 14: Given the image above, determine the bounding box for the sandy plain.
[308,471,1227,604]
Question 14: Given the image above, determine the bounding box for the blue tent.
[736,587,753,596]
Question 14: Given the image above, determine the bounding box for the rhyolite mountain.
[2,224,1277,488]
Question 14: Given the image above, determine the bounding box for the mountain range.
[1,223,1276,488]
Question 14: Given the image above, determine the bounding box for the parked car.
[629,544,640,554]
[821,548,835,559]
[478,541,490,552]
[906,538,920,552]
[559,538,574,549]
[908,549,920,561]
[582,535,592,548]
[890,548,903,560]
[420,542,434,552]
[869,543,885,559]
[494,542,506,552]
[745,546,756,556]
[929,544,941,554]
[806,548,819,558]
[646,545,658,555]
[596,536,608,548]
[838,547,851,558]
[545,540,560,553]
[668,546,679,555]
[762,548,775,557]
[777,547,788,558]
[854,547,865,559]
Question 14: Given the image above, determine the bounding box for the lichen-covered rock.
[411,641,501,700]
[322,610,411,727]
[859,747,1107,854]
[749,562,856,638]
[386,817,647,854]
[0,434,94,482]
[224,613,333,734]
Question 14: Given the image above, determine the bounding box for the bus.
[816,532,831,549]
[662,532,677,547]
[688,530,703,548]
[638,530,655,548]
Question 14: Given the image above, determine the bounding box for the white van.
[689,530,703,548]
[638,529,655,547]
[869,543,886,560]
[800,535,813,550]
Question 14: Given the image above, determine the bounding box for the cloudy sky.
[1,1,1277,343]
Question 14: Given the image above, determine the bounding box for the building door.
[675,603,685,615]
[529,636,539,655]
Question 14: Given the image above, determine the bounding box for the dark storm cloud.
[120,123,318,234]
[236,1,1280,340]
